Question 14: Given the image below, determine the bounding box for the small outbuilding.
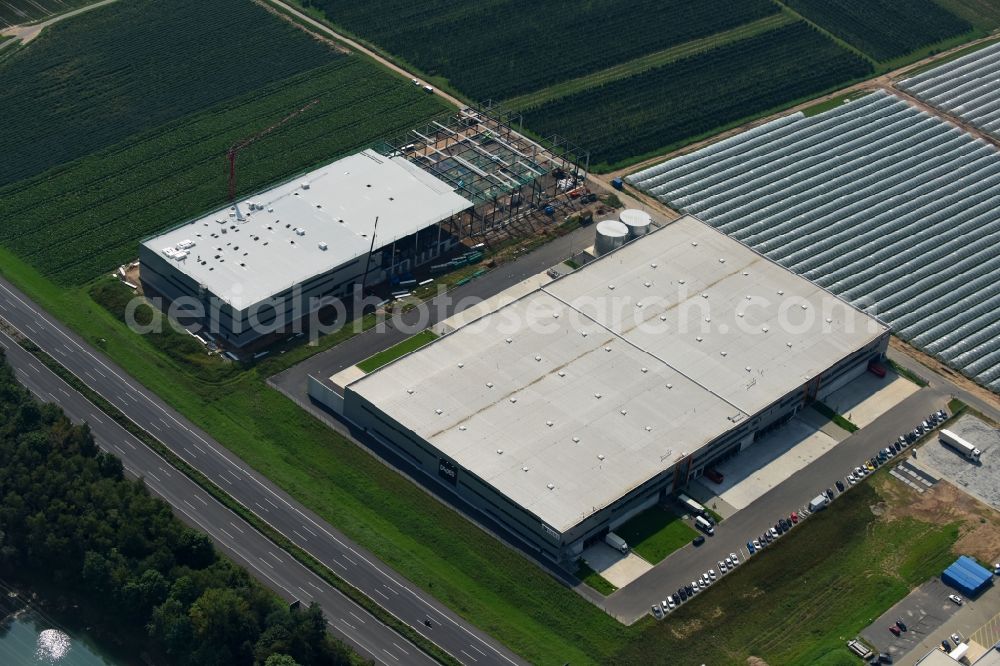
[942,556,993,597]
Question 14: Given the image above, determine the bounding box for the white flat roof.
[348,216,887,532]
[142,150,472,309]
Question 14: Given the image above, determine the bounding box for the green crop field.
[0,0,450,286]
[0,0,341,187]
[523,21,873,169]
[783,0,974,62]
[298,0,779,101]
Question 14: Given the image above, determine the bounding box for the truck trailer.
[939,429,981,462]
[677,493,706,516]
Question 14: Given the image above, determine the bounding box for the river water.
[0,612,123,666]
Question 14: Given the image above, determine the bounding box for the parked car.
[747,541,756,554]
[671,593,680,605]
[889,625,901,636]
[691,581,700,592]
[790,512,799,524]
[679,587,688,600]
[941,639,951,651]
[894,441,902,453]
[896,618,907,632]
[879,652,893,664]
[836,480,845,492]
[708,569,717,580]
[652,604,664,619]
[951,632,962,645]
[769,527,779,540]
[948,594,963,605]
[730,552,740,565]
[719,560,727,572]
[826,488,835,500]
[693,535,705,546]
[848,474,857,484]
[775,522,785,535]
[752,539,761,550]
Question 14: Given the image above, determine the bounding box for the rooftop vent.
[572,436,580,443]
[721,351,728,357]
[666,383,673,389]
[691,241,698,247]
[406,389,414,394]
[546,420,554,427]
[300,181,310,190]
[522,466,529,472]
[509,397,517,404]
[319,242,328,251]
[505,338,512,344]
[497,449,503,455]
[641,367,648,373]
[604,346,612,352]
[459,425,467,431]
[535,355,542,362]
[458,362,464,368]
[645,426,652,432]
[597,454,605,461]
[650,262,657,268]
[435,408,443,415]
[594,393,602,399]
[557,370,566,377]
[486,382,493,388]
[547,484,555,490]
[777,290,784,295]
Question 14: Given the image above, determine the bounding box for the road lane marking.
[258,556,273,569]
[308,581,322,591]
[255,502,269,513]
[300,524,318,537]
[158,466,172,478]
[219,528,235,540]
[469,644,487,656]
[297,585,313,598]
[264,496,279,509]
[348,611,366,625]
[219,474,232,485]
[183,446,196,457]
[194,495,208,506]
[228,470,242,481]
[268,551,284,564]
[461,649,478,662]
[146,471,160,483]
[228,521,245,534]
[124,439,136,450]
[375,589,389,600]
[88,414,103,424]
[183,499,196,510]
[292,529,308,542]
[342,554,357,566]
[339,618,356,631]
[382,649,398,662]
[392,642,409,655]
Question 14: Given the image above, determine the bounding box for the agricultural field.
[784,0,974,62]
[0,0,449,285]
[523,22,873,168]
[0,0,93,28]
[0,0,339,187]
[299,0,780,101]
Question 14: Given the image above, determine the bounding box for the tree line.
[0,351,356,665]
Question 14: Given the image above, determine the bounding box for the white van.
[695,516,714,534]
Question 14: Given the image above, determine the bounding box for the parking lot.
[918,414,1000,510]
[824,373,921,428]
[861,578,963,656]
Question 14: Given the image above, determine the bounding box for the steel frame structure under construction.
[372,102,589,237]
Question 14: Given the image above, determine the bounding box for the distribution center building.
[312,215,890,561]
[140,149,473,348]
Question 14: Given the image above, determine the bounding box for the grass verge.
[8,333,456,666]
[357,329,438,373]
[813,401,860,433]
[948,398,967,415]
[614,507,699,564]
[573,562,618,596]
[887,358,930,387]
[612,481,960,665]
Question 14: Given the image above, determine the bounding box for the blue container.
[544,205,555,216]
[611,177,624,190]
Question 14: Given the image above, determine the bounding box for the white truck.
[808,494,830,512]
[940,429,981,462]
[677,493,706,517]
[605,531,628,554]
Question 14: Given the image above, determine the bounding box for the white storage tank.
[595,220,629,256]
[619,209,652,239]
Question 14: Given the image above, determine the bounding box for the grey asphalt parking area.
[861,578,961,656]
[919,414,1000,510]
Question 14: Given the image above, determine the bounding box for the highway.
[0,277,525,666]
[0,329,431,665]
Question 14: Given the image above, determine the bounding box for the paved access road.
[0,330,431,666]
[602,386,951,623]
[0,277,525,666]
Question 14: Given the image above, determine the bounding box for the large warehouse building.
[140,149,474,348]
[311,215,890,561]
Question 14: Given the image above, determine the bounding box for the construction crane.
[227,99,320,201]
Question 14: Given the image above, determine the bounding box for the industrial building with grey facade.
[310,215,891,561]
[139,149,474,349]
